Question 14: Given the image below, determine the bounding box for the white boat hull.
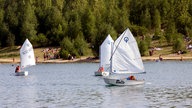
[95,71,109,76]
[94,71,102,76]
[104,76,144,86]
[15,71,28,76]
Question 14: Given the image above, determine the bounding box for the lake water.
[0,61,192,108]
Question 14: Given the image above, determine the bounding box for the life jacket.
[129,76,135,80]
[130,76,133,80]
[98,67,104,72]
[100,67,104,72]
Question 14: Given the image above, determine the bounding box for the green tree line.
[0,0,192,58]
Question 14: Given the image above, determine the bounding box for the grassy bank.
[0,46,97,63]
[0,46,45,59]
[0,45,192,63]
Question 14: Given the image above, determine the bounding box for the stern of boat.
[104,76,145,86]
[94,71,102,76]
[15,71,28,76]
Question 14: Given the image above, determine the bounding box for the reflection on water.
[145,86,192,108]
[102,85,148,108]
[144,61,192,108]
[0,61,192,107]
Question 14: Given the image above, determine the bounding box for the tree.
[44,7,64,45]
[0,24,9,47]
[0,9,4,25]
[74,33,89,56]
[60,37,77,59]
[174,0,191,35]
[19,1,38,42]
[93,24,116,56]
[153,9,161,31]
[1,0,192,57]
[116,0,130,32]
[4,0,19,45]
[165,21,176,45]
[141,8,151,29]
[189,0,192,15]
[31,33,48,47]
[0,8,4,47]
[138,40,148,56]
[104,0,119,30]
[6,32,15,47]
[81,8,96,43]
[173,36,185,53]
[52,0,65,11]
[159,0,170,28]
[67,11,82,40]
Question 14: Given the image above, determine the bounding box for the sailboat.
[103,28,146,86]
[15,39,36,76]
[95,34,114,76]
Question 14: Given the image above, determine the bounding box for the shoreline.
[0,55,192,64]
[142,56,192,61]
[0,57,100,64]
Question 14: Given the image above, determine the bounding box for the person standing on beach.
[159,54,163,61]
[13,58,15,62]
[180,56,183,61]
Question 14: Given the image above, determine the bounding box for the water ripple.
[0,62,192,107]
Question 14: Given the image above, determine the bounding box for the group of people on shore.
[149,46,184,62]
[43,48,60,61]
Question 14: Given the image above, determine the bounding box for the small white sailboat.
[15,39,36,76]
[95,34,114,76]
[103,28,146,86]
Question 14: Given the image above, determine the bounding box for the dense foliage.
[0,0,192,58]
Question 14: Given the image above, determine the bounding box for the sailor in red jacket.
[15,66,20,73]
[98,66,104,72]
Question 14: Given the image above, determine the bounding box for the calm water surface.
[0,61,192,108]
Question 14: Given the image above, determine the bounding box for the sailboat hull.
[95,71,109,76]
[94,71,103,76]
[15,71,28,76]
[104,77,144,86]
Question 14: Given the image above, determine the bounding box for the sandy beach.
[0,56,99,64]
[0,55,192,64]
[142,56,192,61]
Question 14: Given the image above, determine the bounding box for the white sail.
[100,34,114,71]
[20,39,36,69]
[111,28,145,74]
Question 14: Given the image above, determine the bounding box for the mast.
[110,41,113,73]
[110,30,126,60]
[99,45,101,67]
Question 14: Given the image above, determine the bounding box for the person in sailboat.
[127,75,136,80]
[98,65,104,72]
[15,65,20,73]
